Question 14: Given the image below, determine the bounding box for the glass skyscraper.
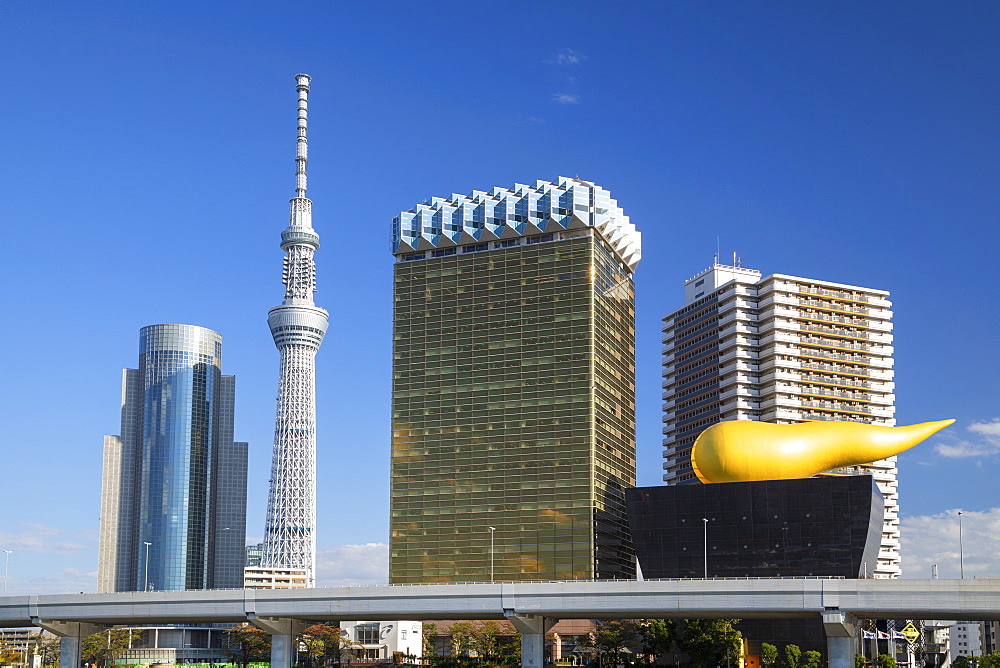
[389,177,640,583]
[97,324,247,592]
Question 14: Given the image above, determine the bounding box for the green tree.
[423,623,440,659]
[0,642,18,666]
[81,628,141,668]
[854,654,867,668]
[978,653,1000,668]
[875,654,897,668]
[801,650,822,668]
[224,623,271,668]
[468,621,505,659]
[590,621,639,668]
[639,620,675,663]
[449,622,478,657]
[675,619,742,668]
[952,657,971,668]
[783,644,801,668]
[760,643,778,668]
[298,624,361,668]
[37,634,61,668]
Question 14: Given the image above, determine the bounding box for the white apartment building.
[661,262,900,578]
[951,621,982,658]
[243,566,309,589]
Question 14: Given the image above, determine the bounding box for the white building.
[243,566,308,589]
[339,621,423,662]
[661,261,900,578]
[951,622,981,658]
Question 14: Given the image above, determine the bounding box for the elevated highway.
[3,578,997,668]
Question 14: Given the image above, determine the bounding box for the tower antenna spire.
[294,74,310,199]
[262,74,329,587]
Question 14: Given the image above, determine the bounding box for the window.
[432,248,457,258]
[695,279,705,287]
[355,624,380,644]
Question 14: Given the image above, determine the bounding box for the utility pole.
[702,518,708,578]
[488,527,496,583]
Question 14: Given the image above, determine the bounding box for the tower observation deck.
[261,74,329,586]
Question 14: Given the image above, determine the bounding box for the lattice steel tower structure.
[261,74,329,586]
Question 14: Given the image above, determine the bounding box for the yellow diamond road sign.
[901,623,920,643]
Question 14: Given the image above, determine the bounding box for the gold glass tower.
[390,177,640,583]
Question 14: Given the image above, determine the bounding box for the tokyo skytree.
[261,74,328,586]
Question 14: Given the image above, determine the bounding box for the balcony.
[799,323,870,340]
[796,310,870,328]
[802,398,873,413]
[797,286,870,303]
[799,373,872,389]
[798,297,869,315]
[802,388,872,402]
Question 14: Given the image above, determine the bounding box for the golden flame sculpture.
[691,419,955,484]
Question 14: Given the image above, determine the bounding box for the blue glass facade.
[98,324,247,593]
[138,325,221,591]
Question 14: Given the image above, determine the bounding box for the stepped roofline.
[391,176,641,271]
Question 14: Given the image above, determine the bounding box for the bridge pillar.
[32,619,108,668]
[247,615,309,668]
[822,610,858,668]
[505,613,557,668]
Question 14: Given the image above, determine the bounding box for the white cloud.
[0,523,91,554]
[315,542,388,587]
[17,568,98,595]
[969,418,1000,439]
[552,94,580,105]
[934,417,1000,458]
[546,49,584,66]
[901,508,1000,579]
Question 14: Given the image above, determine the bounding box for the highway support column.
[32,619,108,668]
[506,613,557,668]
[248,615,308,668]
[823,609,858,668]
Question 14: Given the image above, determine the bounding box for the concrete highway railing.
[2,578,998,668]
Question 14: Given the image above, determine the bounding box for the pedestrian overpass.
[2,578,997,668]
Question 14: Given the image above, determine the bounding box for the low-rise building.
[243,566,308,589]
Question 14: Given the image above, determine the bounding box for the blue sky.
[1,1,998,593]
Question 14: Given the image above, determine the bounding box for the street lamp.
[143,542,153,591]
[702,518,708,578]
[958,511,965,579]
[2,550,11,596]
[488,527,496,583]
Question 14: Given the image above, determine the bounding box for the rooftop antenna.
[732,251,737,267]
[715,236,720,265]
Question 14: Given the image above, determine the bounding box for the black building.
[626,476,884,655]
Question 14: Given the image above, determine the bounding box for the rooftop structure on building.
[261,74,329,587]
[391,176,640,270]
[660,261,900,578]
[389,177,640,583]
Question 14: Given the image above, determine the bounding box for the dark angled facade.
[627,476,884,655]
[389,177,641,583]
[626,475,883,579]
